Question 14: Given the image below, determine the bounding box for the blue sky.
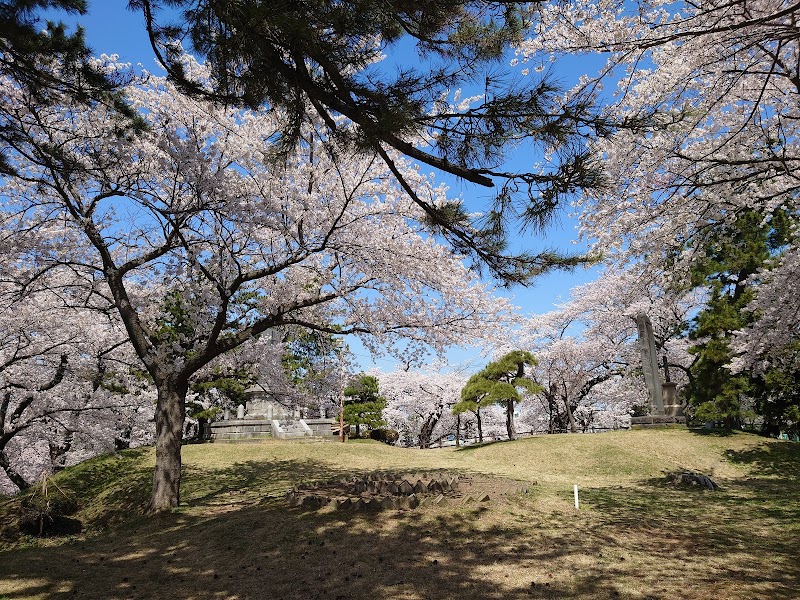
[48,1,606,372]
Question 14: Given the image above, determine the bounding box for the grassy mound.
[1,429,798,599]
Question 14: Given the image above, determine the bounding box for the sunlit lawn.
[1,429,798,599]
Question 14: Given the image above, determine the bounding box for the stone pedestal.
[662,382,684,417]
[630,414,686,428]
[209,417,336,442]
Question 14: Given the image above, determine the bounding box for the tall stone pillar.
[636,313,664,415]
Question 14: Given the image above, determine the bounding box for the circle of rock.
[286,472,460,511]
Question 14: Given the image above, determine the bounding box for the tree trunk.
[476,408,483,443]
[419,420,433,449]
[148,380,187,512]
[546,394,557,433]
[563,396,578,433]
[455,413,461,447]
[506,398,516,441]
[114,426,132,451]
[0,449,29,491]
[419,403,444,449]
[49,430,74,472]
[196,417,209,442]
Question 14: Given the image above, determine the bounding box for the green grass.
[1,429,798,599]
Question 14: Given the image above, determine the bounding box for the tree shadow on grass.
[686,427,736,437]
[2,468,799,600]
[1,487,639,600]
[579,482,800,598]
[180,457,334,507]
[179,459,475,510]
[3,441,800,600]
[454,439,509,452]
[723,441,800,482]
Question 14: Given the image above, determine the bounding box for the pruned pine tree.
[0,0,143,174]
[342,375,386,438]
[457,351,539,441]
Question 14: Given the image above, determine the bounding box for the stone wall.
[210,419,273,442]
[303,419,337,437]
[210,418,336,442]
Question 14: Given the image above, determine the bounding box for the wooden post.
[338,349,345,443]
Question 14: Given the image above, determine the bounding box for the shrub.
[370,428,400,445]
[19,473,81,537]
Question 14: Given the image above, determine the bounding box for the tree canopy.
[129,0,613,283]
[0,60,511,509]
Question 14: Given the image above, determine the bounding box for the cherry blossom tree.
[0,270,153,493]
[5,2,612,286]
[0,56,513,510]
[128,0,615,286]
[734,246,800,372]
[380,369,466,448]
[519,0,800,246]
[516,267,698,432]
[518,0,800,365]
[730,247,800,433]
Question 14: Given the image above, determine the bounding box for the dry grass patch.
[0,429,797,599]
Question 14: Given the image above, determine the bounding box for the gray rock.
[668,471,718,490]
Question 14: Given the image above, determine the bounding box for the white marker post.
[573,484,579,510]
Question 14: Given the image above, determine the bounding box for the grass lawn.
[0,428,798,599]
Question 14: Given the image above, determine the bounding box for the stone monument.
[636,313,664,415]
[631,314,685,428]
[209,382,336,441]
